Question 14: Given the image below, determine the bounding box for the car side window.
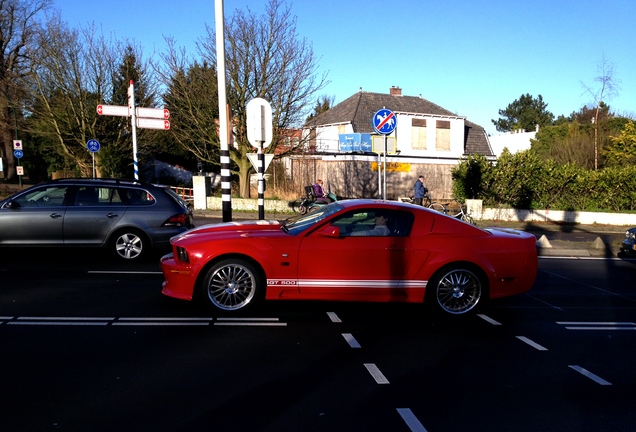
[121,187,155,206]
[331,209,414,237]
[75,186,121,206]
[12,186,70,208]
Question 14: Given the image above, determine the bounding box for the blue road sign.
[372,109,397,135]
[13,149,24,159]
[87,139,101,153]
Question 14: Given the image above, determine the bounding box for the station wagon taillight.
[163,214,189,227]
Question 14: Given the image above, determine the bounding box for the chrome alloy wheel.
[114,232,144,260]
[204,260,258,311]
[434,267,482,314]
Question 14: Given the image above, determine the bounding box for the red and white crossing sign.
[96,104,130,117]
[136,107,170,119]
[137,118,170,130]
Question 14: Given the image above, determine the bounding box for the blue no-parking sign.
[372,109,397,135]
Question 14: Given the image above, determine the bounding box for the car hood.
[171,219,284,242]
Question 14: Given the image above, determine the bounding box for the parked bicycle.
[443,200,475,225]
[399,192,446,213]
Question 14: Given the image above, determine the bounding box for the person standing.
[413,175,427,206]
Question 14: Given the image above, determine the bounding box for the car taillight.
[163,213,188,227]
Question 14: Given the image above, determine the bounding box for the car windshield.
[283,203,344,235]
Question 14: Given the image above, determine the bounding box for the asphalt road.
[1,248,635,431]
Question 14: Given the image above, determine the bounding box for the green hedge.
[451,150,636,212]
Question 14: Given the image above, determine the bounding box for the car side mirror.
[319,225,341,238]
[3,200,18,209]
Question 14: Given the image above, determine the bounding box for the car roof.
[44,178,161,189]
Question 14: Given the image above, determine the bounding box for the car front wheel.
[112,229,146,260]
[201,259,262,311]
[429,265,483,314]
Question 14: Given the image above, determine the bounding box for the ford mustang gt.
[161,200,538,315]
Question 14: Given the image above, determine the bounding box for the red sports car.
[161,200,537,315]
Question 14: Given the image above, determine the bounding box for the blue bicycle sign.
[86,139,101,153]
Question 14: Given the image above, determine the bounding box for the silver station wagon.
[0,178,194,260]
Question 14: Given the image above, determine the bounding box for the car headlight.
[626,231,636,241]
[175,246,190,263]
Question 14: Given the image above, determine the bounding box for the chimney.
[390,86,402,96]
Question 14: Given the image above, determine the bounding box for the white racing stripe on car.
[295,280,427,288]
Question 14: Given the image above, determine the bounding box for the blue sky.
[54,0,635,135]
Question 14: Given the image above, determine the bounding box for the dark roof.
[305,90,493,156]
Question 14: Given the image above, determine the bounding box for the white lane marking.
[477,314,501,325]
[113,322,210,326]
[87,271,162,275]
[516,336,548,351]
[1,316,286,327]
[327,312,342,323]
[214,322,287,326]
[19,316,114,321]
[397,408,428,432]
[540,256,633,261]
[541,270,633,300]
[118,317,213,321]
[557,321,636,330]
[364,363,390,384]
[558,321,636,325]
[9,321,109,326]
[342,333,361,348]
[569,365,612,386]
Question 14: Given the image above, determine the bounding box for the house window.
[436,120,451,151]
[411,118,426,150]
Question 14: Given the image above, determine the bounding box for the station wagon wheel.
[201,259,262,311]
[112,229,146,260]
[429,265,483,314]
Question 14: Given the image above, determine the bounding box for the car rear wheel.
[112,229,147,261]
[429,265,483,314]
[201,259,262,311]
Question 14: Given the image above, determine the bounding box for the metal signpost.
[96,81,170,180]
[246,97,273,220]
[86,139,101,178]
[372,108,397,200]
[13,140,23,187]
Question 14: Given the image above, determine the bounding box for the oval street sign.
[246,98,273,148]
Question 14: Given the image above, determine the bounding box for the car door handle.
[106,213,119,219]
[49,213,63,219]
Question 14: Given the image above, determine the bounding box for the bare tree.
[25,15,158,178]
[0,0,51,181]
[199,0,329,197]
[581,54,621,170]
[156,37,221,169]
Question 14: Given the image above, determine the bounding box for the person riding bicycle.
[412,175,427,206]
